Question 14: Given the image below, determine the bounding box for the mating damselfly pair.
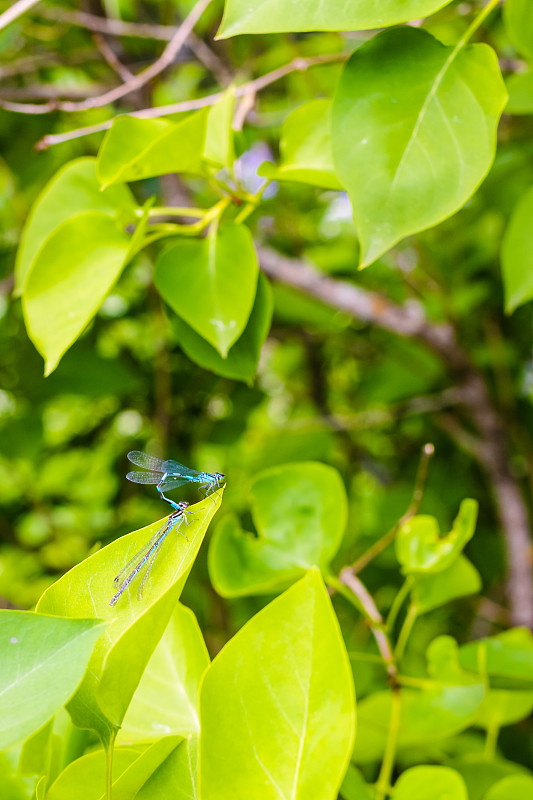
[110,452,225,607]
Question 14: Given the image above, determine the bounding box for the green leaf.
[258,99,343,190]
[459,628,533,684]
[22,211,134,376]
[46,738,180,800]
[476,689,533,728]
[36,492,223,745]
[453,757,531,800]
[332,27,507,267]
[155,222,259,357]
[200,569,355,800]
[485,775,533,800]
[0,611,104,749]
[14,158,135,295]
[208,461,347,596]
[427,636,483,686]
[18,718,54,776]
[503,0,533,62]
[501,186,533,312]
[393,766,467,800]
[396,499,478,573]
[217,0,453,38]
[118,604,209,744]
[411,555,481,613]
[204,88,235,169]
[506,71,533,115]
[136,737,198,800]
[171,272,273,383]
[355,682,484,762]
[340,764,375,800]
[96,111,209,188]
[0,753,31,800]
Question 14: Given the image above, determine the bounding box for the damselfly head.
[178,501,190,510]
[214,472,225,481]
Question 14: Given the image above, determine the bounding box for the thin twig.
[34,53,346,149]
[37,6,232,85]
[0,0,214,114]
[337,569,398,686]
[351,443,434,575]
[0,0,40,30]
[93,34,134,82]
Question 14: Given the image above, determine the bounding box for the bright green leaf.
[22,211,133,376]
[155,222,259,357]
[503,0,533,62]
[340,764,374,800]
[96,111,209,188]
[0,753,31,800]
[393,766,467,800]
[14,158,135,295]
[411,555,481,613]
[200,569,355,800]
[208,461,347,596]
[476,689,533,728]
[506,71,533,114]
[217,0,453,38]
[36,492,223,745]
[171,272,273,383]
[453,757,531,800]
[501,186,533,312]
[332,28,506,267]
[0,611,104,749]
[136,737,198,800]
[258,99,343,190]
[46,744,155,800]
[204,88,235,169]
[485,775,533,800]
[118,603,209,744]
[18,717,54,777]
[354,682,484,763]
[396,499,478,573]
[427,636,483,686]
[459,628,533,684]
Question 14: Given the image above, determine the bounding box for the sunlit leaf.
[14,158,135,295]
[332,27,506,267]
[217,0,453,38]
[208,461,347,596]
[258,99,343,190]
[204,88,235,169]
[484,775,533,800]
[392,766,467,800]
[503,0,533,62]
[459,628,533,684]
[36,492,223,745]
[22,212,132,376]
[411,555,481,613]
[502,186,533,312]
[97,111,209,188]
[200,569,355,799]
[396,499,478,573]
[171,273,273,384]
[155,222,259,357]
[0,611,104,749]
[118,604,209,744]
[136,737,198,800]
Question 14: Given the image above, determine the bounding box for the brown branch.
[92,34,134,82]
[0,0,40,30]
[34,53,345,149]
[37,7,232,86]
[259,247,533,628]
[339,569,398,685]
[0,0,214,114]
